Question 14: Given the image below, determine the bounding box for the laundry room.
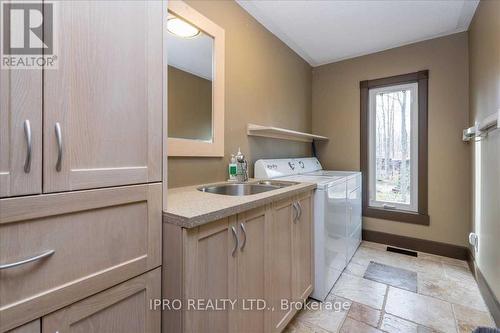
[0,1,498,333]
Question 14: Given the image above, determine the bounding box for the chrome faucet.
[235,149,248,182]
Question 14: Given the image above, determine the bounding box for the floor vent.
[386,246,418,257]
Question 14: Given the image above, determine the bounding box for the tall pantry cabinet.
[0,1,166,332]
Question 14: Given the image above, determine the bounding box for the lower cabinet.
[182,216,237,333]
[42,268,161,333]
[163,190,313,333]
[270,191,313,332]
[181,206,271,333]
[269,197,295,332]
[0,184,162,333]
[235,206,271,333]
[293,192,314,302]
[0,184,162,332]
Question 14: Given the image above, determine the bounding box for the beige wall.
[168,0,312,188]
[469,0,500,300]
[168,66,212,141]
[312,33,470,246]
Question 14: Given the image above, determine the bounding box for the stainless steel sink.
[197,180,298,196]
[256,180,297,187]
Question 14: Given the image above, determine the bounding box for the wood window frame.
[360,70,429,225]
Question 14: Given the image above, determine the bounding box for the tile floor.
[285,241,496,333]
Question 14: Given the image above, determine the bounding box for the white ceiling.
[236,0,479,66]
[167,30,214,80]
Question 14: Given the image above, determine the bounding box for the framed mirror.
[167,1,225,157]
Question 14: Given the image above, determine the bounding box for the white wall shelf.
[247,123,329,143]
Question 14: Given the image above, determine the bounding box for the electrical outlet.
[469,232,479,251]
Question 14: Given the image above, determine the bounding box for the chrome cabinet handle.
[297,201,302,221]
[231,226,238,257]
[23,120,32,173]
[0,249,55,270]
[240,223,247,250]
[292,202,296,222]
[292,202,299,223]
[55,122,62,171]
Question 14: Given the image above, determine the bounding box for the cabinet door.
[269,198,295,332]
[184,218,237,333]
[236,206,270,333]
[293,192,313,301]
[0,68,42,197]
[43,268,161,333]
[43,0,163,193]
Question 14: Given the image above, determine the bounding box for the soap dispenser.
[228,154,237,181]
[235,148,248,182]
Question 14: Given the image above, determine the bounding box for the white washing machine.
[254,157,362,301]
[308,168,363,262]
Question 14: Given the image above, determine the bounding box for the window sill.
[363,206,430,225]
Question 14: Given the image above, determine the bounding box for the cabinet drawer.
[43,268,161,333]
[0,183,161,332]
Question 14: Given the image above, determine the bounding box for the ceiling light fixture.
[167,17,200,38]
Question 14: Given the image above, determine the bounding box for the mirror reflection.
[167,13,214,142]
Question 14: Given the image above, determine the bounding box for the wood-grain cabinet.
[0,183,162,332]
[0,69,42,197]
[5,269,161,333]
[163,190,313,333]
[42,268,161,333]
[0,0,163,197]
[1,1,165,332]
[269,192,313,332]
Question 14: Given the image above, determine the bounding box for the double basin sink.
[198,180,298,196]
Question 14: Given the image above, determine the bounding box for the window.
[369,83,418,212]
[360,71,429,225]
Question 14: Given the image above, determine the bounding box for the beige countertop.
[163,180,316,228]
